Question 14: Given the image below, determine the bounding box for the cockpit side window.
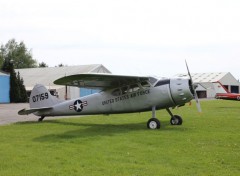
[112,88,121,96]
[141,81,151,89]
[112,81,150,96]
[121,86,128,95]
[128,84,140,93]
[154,79,170,87]
[149,77,158,85]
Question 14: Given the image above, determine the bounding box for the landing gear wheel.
[147,118,161,129]
[38,116,45,122]
[170,115,182,125]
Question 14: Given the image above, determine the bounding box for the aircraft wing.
[54,73,150,90]
[18,107,53,115]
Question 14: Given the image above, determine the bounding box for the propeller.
[185,60,202,112]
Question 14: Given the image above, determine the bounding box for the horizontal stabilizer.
[18,107,53,115]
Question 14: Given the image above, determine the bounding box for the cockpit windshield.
[148,77,158,85]
[154,79,170,87]
[148,76,170,87]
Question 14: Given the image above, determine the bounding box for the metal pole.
[65,85,67,100]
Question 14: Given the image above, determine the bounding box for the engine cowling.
[169,78,194,106]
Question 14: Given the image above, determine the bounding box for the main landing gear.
[166,108,183,125]
[147,106,161,129]
[38,116,45,122]
[147,107,183,129]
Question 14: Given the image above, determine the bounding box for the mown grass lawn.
[0,100,239,176]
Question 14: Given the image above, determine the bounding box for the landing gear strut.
[146,107,183,129]
[38,116,45,122]
[147,106,161,129]
[166,108,183,125]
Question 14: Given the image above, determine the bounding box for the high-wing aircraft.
[214,81,240,101]
[18,62,201,129]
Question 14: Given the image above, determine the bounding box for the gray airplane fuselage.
[34,78,193,117]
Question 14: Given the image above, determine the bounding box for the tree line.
[0,39,61,103]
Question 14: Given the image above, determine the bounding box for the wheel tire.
[38,116,45,122]
[170,115,183,125]
[147,118,161,129]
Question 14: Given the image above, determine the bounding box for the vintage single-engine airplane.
[214,81,240,101]
[18,62,201,129]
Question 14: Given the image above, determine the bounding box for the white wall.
[220,73,240,85]
[69,87,80,99]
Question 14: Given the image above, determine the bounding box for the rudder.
[30,84,62,109]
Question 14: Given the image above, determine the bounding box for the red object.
[214,81,240,101]
[216,93,240,101]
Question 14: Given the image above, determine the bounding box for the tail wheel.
[147,118,161,129]
[170,115,183,125]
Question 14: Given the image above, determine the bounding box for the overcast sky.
[1,0,240,80]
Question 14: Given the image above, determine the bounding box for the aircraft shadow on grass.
[17,120,187,142]
[217,106,239,109]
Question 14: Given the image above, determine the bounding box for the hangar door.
[195,83,207,98]
[0,75,10,103]
[231,86,239,93]
[196,91,207,98]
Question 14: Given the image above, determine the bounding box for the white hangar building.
[178,72,240,98]
[16,64,111,100]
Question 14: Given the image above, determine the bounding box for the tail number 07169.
[32,93,49,102]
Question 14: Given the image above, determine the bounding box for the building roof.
[16,64,111,90]
[0,71,10,76]
[192,72,230,82]
[177,72,229,82]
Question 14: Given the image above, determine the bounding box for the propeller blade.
[185,60,202,112]
[194,89,202,112]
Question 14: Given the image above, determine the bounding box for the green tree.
[0,39,37,69]
[17,72,28,102]
[58,63,64,67]
[38,61,48,67]
[1,57,11,73]
[2,59,28,103]
[0,46,4,68]
[9,62,20,102]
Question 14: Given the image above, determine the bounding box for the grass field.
[0,100,239,176]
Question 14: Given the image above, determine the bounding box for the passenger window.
[121,86,128,95]
[112,88,121,96]
[128,84,140,93]
[141,81,150,88]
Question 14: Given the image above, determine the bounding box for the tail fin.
[18,84,63,115]
[29,84,62,109]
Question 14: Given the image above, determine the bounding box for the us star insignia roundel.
[69,100,88,112]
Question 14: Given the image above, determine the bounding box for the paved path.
[0,103,69,125]
[0,103,35,125]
